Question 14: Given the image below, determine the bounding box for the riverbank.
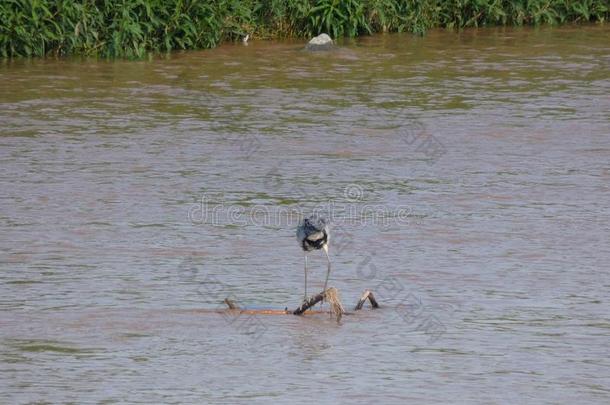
[1,0,608,58]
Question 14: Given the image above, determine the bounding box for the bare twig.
[354,290,379,310]
[224,298,239,309]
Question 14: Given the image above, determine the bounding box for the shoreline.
[1,1,608,58]
[1,23,608,63]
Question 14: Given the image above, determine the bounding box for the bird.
[296,215,331,302]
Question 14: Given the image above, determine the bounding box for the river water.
[1,25,609,403]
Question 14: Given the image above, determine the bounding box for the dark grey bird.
[296,215,331,301]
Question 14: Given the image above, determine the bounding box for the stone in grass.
[305,33,335,51]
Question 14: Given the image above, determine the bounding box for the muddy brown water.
[1,25,609,403]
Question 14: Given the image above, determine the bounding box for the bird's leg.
[303,254,308,302]
[322,245,331,295]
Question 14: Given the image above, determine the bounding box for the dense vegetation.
[1,0,608,58]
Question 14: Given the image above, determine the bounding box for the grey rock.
[305,33,335,51]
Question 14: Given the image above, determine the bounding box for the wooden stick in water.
[293,292,325,315]
[224,298,238,309]
[354,290,379,310]
[219,287,379,319]
[293,288,345,323]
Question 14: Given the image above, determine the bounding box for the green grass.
[1,0,608,58]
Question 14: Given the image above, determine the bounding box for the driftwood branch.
[293,292,325,315]
[293,288,345,322]
[220,288,378,321]
[354,290,379,310]
[224,298,238,309]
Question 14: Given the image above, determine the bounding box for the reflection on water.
[1,25,610,403]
